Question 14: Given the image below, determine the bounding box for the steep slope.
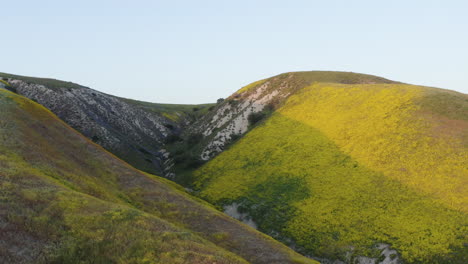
[0,88,316,264]
[192,76,468,263]
[191,71,397,159]
[169,71,398,183]
[0,72,213,178]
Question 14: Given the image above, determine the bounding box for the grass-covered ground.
[193,82,468,263]
[0,71,216,123]
[0,88,316,264]
[121,97,215,122]
[3,70,466,263]
[0,72,85,90]
[169,71,399,185]
[0,79,10,87]
[0,71,219,179]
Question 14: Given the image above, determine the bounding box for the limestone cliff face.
[6,78,178,177]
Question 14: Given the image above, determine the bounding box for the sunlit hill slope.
[193,72,468,263]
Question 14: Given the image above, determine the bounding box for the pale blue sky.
[2,0,467,103]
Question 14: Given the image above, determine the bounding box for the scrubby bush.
[187,133,203,145]
[165,134,183,144]
[230,133,241,142]
[185,158,205,169]
[247,112,266,126]
[227,100,238,106]
[0,79,16,93]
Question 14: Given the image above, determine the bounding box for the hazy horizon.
[3,0,467,104]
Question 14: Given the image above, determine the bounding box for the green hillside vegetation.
[168,71,399,184]
[0,72,85,90]
[193,81,468,263]
[0,79,10,87]
[292,71,398,85]
[0,79,14,93]
[121,98,215,122]
[237,79,267,93]
[235,71,396,96]
[0,72,215,122]
[0,88,316,264]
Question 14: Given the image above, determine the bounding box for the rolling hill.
[170,72,399,184]
[188,71,397,161]
[0,86,315,264]
[191,72,468,263]
[0,72,214,178]
[1,71,466,264]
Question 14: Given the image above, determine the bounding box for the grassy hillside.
[0,72,219,179]
[121,97,215,122]
[236,71,397,94]
[169,71,398,183]
[0,88,316,264]
[193,81,468,263]
[292,71,398,85]
[0,79,11,87]
[0,72,215,122]
[230,71,397,105]
[0,72,85,90]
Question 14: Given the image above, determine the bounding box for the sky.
[2,0,467,104]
